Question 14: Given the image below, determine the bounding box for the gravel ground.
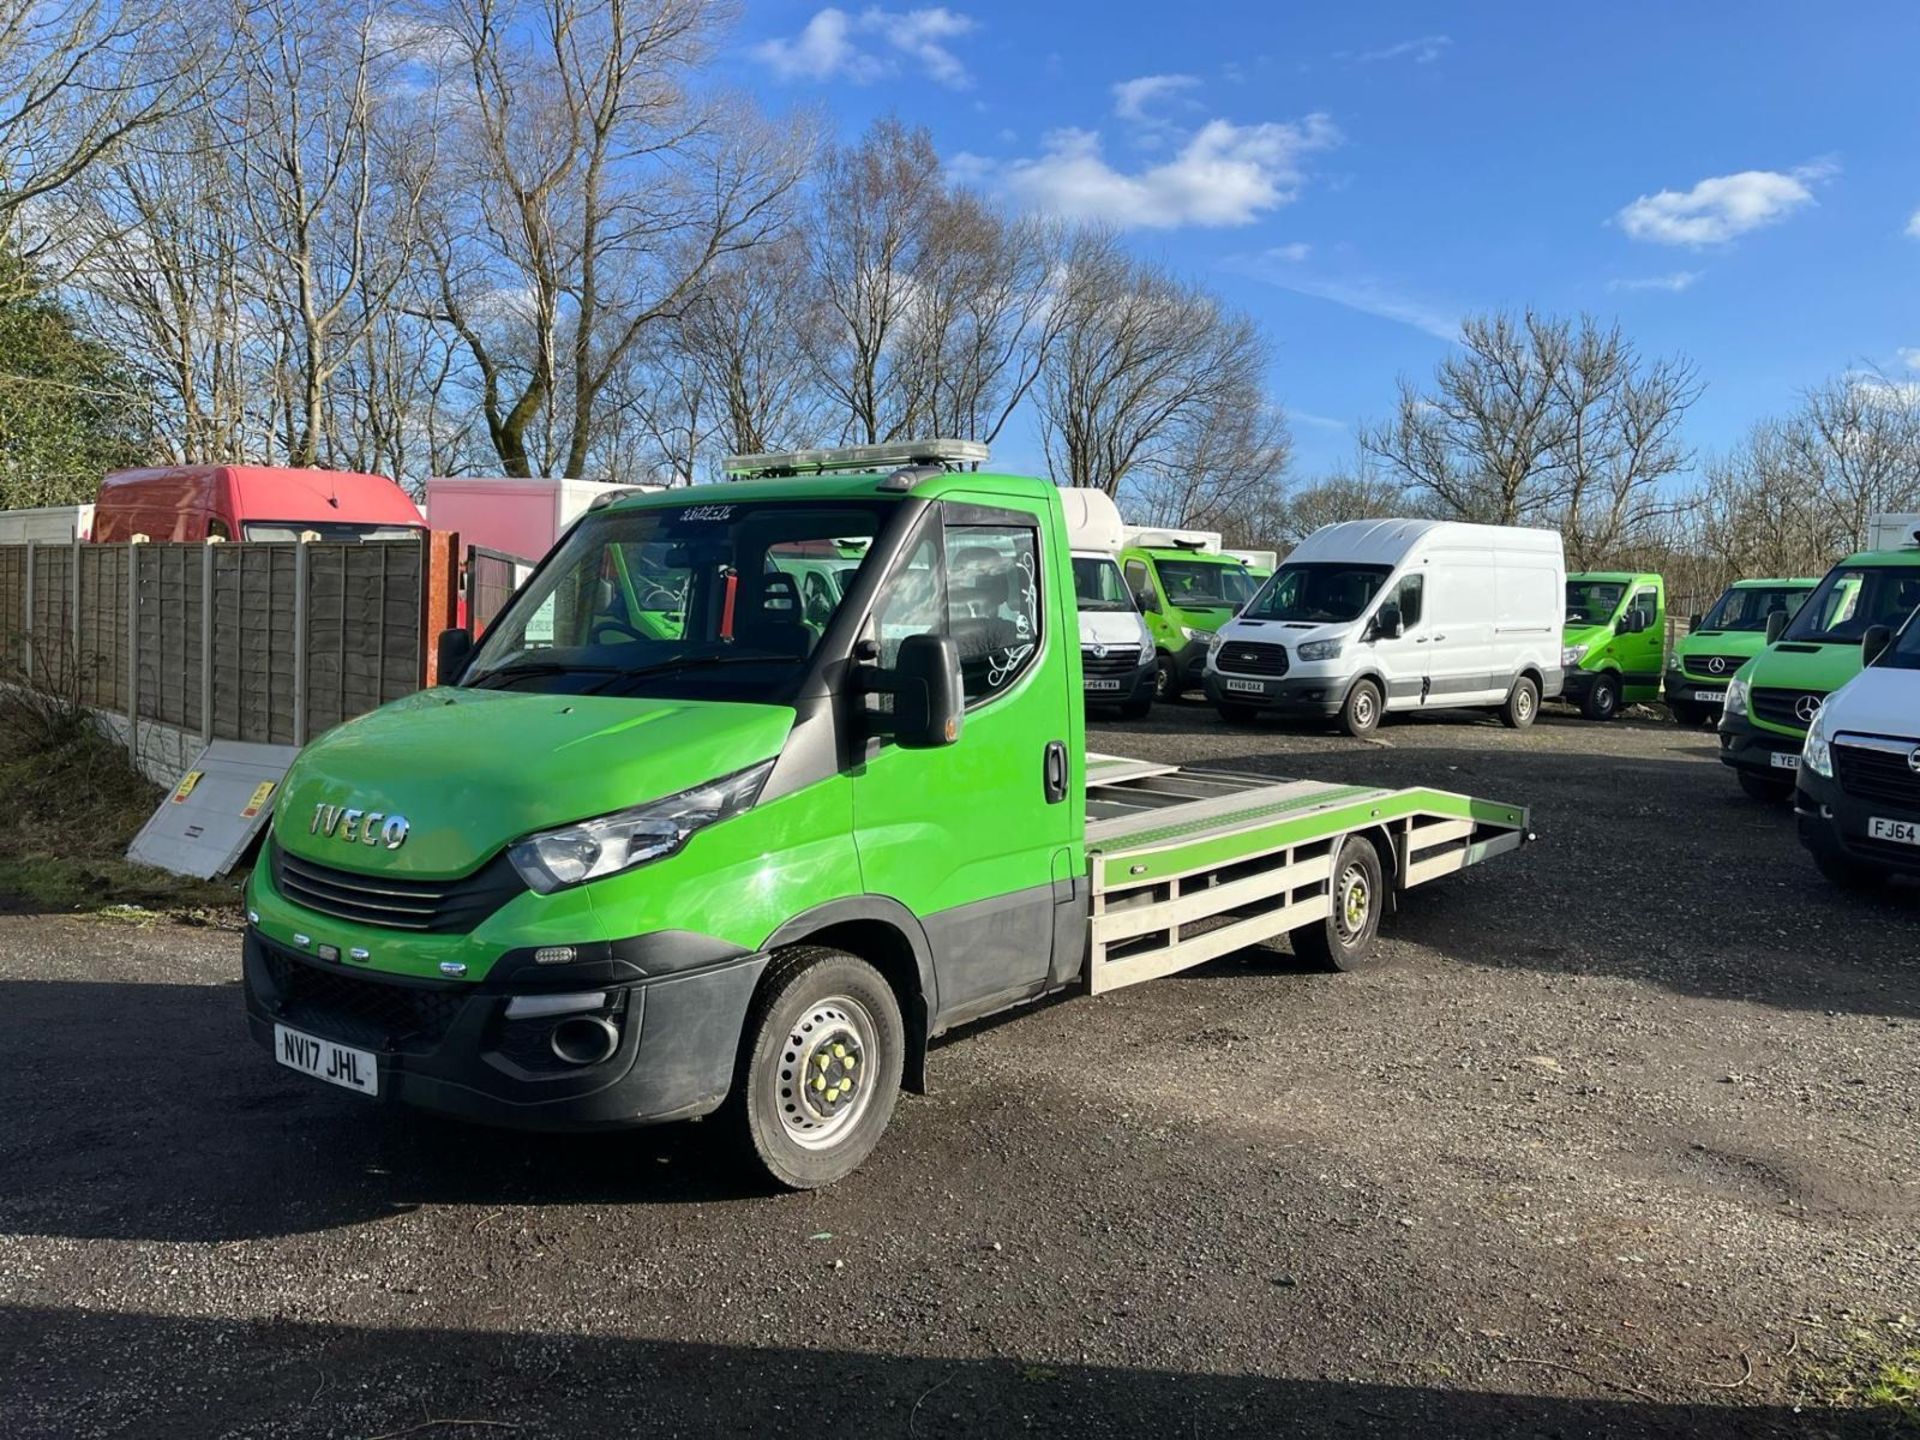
[2,705,1917,1438]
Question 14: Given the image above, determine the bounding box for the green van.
[1118,536,1256,700]
[1560,572,1666,720]
[1720,544,1920,800]
[1663,578,1817,726]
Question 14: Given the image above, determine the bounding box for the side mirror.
[1374,604,1404,640]
[437,627,474,685]
[864,633,963,749]
[1688,613,1702,632]
[1863,624,1893,666]
[1765,610,1789,644]
[1133,589,1159,615]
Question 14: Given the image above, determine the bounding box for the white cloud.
[1225,250,1459,341]
[996,115,1339,230]
[1616,163,1833,246]
[1607,270,1701,293]
[1356,35,1451,64]
[1269,241,1311,262]
[1895,347,1920,371]
[751,7,976,89]
[1906,207,1920,239]
[1291,410,1348,431]
[1111,73,1199,123]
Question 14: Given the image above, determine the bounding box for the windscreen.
[463,500,890,700]
[1697,585,1810,632]
[1782,564,1920,644]
[1885,611,1920,670]
[1217,568,1261,607]
[1565,580,1626,625]
[1243,563,1393,624]
[243,521,424,542]
[1154,559,1252,608]
[1072,555,1133,611]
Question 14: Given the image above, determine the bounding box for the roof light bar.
[724,439,989,479]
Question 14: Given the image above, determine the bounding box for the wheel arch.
[762,897,936,1093]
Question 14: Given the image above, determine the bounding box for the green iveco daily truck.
[1720,525,1920,801]
[1663,577,1817,726]
[243,443,1530,1188]
[1560,571,1665,720]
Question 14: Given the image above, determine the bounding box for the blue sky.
[727,1,1920,482]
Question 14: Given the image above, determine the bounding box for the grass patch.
[1795,1320,1920,1429]
[0,687,243,922]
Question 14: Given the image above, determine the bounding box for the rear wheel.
[1291,835,1386,972]
[1580,672,1622,722]
[733,946,904,1190]
[1737,771,1793,804]
[1338,679,1382,738]
[1499,675,1539,730]
[1218,703,1258,725]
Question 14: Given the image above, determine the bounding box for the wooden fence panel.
[134,544,204,733]
[76,546,129,711]
[0,546,25,669]
[304,541,424,736]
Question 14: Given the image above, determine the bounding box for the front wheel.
[1154,654,1180,703]
[1580,672,1622,722]
[1737,771,1793,804]
[1499,675,1539,730]
[1339,679,1382,737]
[1291,834,1386,972]
[733,946,904,1190]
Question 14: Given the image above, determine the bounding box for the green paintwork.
[1667,577,1817,697]
[1119,546,1255,655]
[1563,571,1665,703]
[1735,548,1920,738]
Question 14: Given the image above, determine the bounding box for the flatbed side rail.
[1085,788,1529,995]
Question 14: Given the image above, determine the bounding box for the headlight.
[1667,652,1682,671]
[1206,631,1226,658]
[1803,708,1833,778]
[508,760,774,894]
[1297,639,1344,662]
[1180,626,1205,642]
[1723,675,1749,718]
[1141,618,1157,651]
[1561,644,1589,667]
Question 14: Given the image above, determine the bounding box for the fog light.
[247,909,260,925]
[534,945,578,966]
[550,1015,620,1066]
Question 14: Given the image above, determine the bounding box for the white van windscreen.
[1245,564,1392,623]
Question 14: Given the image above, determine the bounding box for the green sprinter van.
[1560,572,1666,720]
[1118,534,1256,701]
[1663,578,1818,726]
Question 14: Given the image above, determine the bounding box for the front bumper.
[1203,670,1346,717]
[1717,710,1805,779]
[1560,668,1599,704]
[1665,674,1728,709]
[1166,637,1211,690]
[1796,767,1920,876]
[243,927,767,1130]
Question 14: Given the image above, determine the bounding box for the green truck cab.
[1119,532,1256,700]
[1663,578,1818,726]
[243,442,1530,1188]
[1719,543,1920,801]
[1560,572,1665,720]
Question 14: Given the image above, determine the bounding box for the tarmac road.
[2,704,1916,1438]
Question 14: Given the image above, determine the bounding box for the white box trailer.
[425,476,660,562]
[0,504,93,544]
[1869,513,1920,553]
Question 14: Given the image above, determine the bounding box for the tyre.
[1117,696,1152,721]
[1154,654,1180,703]
[1580,672,1622,722]
[1809,838,1890,891]
[1338,678,1382,737]
[732,946,904,1190]
[1499,675,1539,730]
[1291,834,1386,972]
[1218,703,1258,725]
[1737,770,1793,804]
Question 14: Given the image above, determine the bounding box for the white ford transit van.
[1202,519,1566,736]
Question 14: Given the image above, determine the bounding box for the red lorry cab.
[91,465,424,543]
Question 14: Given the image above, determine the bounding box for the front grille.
[1682,654,1745,680]
[271,844,525,934]
[1751,687,1826,733]
[1216,641,1290,678]
[1082,645,1143,677]
[262,948,466,1052]
[1835,743,1920,809]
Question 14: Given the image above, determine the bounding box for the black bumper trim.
[1796,769,1920,876]
[1202,671,1346,717]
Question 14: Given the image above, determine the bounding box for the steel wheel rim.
[1336,862,1372,943]
[1355,690,1376,728]
[777,995,878,1150]
[1517,687,1534,721]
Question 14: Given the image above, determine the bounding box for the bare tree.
[1785,371,1920,555]
[1253,457,1412,547]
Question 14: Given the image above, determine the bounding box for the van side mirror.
[1374,604,1404,640]
[1688,613,1702,632]
[862,633,963,749]
[1863,624,1893,666]
[437,627,474,685]
[1765,610,1789,644]
[1133,588,1159,615]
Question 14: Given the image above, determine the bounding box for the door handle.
[1431,633,1447,642]
[1043,741,1069,805]
[1414,636,1430,644]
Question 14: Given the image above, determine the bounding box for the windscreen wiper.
[465,660,621,690]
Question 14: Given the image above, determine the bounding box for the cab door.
[1620,583,1665,701]
[852,499,1075,1022]
[1370,570,1431,710]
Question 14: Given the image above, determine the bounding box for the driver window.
[871,531,945,667]
[1384,574,1423,630]
[946,523,1042,704]
[1629,590,1658,628]
[1124,559,1157,611]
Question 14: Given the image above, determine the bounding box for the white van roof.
[1060,487,1125,553]
[1287,518,1564,567]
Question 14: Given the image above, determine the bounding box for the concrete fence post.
[293,538,310,745]
[201,543,216,744]
[126,540,143,732]
[70,536,82,665]
[22,539,34,684]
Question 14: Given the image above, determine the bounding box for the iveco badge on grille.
[310,803,410,849]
